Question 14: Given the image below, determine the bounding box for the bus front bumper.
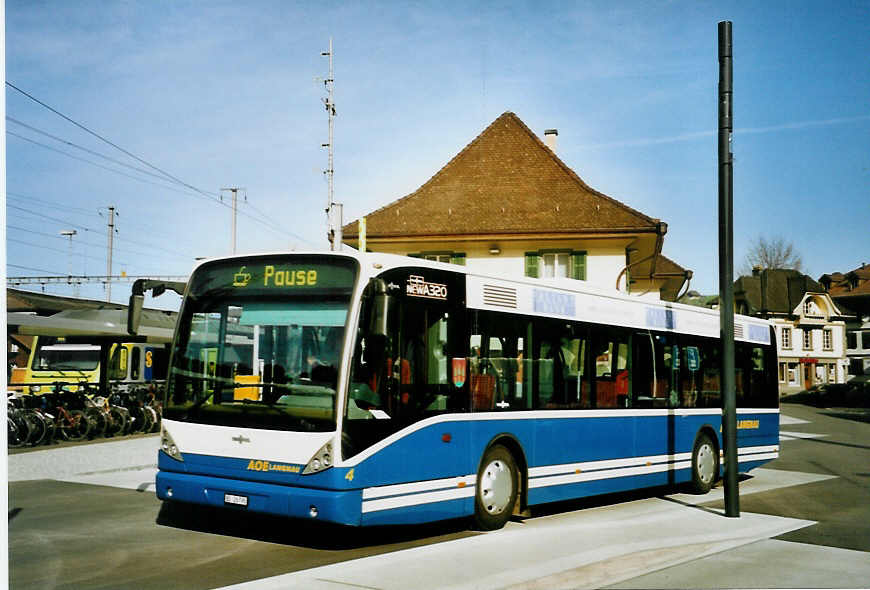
[156,470,362,526]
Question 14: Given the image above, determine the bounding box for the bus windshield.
[164,256,357,432]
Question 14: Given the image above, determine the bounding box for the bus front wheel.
[473,445,518,531]
[690,432,718,494]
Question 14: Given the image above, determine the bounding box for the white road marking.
[780,414,810,425]
[780,431,828,441]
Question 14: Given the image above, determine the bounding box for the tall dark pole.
[718,20,740,518]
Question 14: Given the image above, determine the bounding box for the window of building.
[781,327,791,349]
[847,331,858,350]
[803,329,813,350]
[779,362,786,383]
[823,329,833,351]
[542,252,569,278]
[788,363,798,385]
[410,252,466,265]
[863,331,870,350]
[525,251,586,280]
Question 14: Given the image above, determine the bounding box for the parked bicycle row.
[7,382,163,448]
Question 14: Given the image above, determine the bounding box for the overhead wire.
[6,81,317,246]
[8,263,66,275]
[7,116,200,187]
[8,129,309,243]
[6,81,220,201]
[7,191,96,216]
[7,131,213,201]
[7,203,194,261]
[7,237,131,267]
[6,224,185,261]
[8,192,205,251]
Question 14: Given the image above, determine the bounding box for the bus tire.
[473,445,518,531]
[690,432,718,494]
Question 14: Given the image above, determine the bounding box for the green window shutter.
[450,253,466,266]
[525,252,539,278]
[408,253,421,258]
[571,251,587,280]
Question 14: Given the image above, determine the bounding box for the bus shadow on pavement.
[155,501,477,549]
[522,475,753,521]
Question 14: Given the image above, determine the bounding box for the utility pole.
[321,37,340,250]
[106,206,116,302]
[221,187,245,254]
[718,20,739,518]
[60,230,78,296]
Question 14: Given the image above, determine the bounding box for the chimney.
[544,128,558,152]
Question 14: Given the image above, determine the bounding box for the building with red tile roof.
[342,112,689,301]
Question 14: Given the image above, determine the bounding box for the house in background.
[819,263,870,381]
[734,268,850,395]
[341,112,691,301]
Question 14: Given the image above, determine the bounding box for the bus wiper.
[187,388,217,416]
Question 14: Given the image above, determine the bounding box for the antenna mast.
[321,37,339,250]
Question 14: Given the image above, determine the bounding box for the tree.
[740,235,803,275]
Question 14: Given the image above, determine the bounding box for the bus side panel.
[355,417,537,526]
[531,415,636,470]
[734,410,780,472]
[633,413,715,488]
[361,497,473,526]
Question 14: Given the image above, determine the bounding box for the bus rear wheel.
[473,445,518,531]
[690,432,718,494]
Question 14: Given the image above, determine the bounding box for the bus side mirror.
[368,278,392,338]
[128,294,144,335]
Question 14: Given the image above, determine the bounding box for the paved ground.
[8,403,870,589]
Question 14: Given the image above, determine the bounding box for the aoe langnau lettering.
[263,266,317,287]
[246,459,301,473]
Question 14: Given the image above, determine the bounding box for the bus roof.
[187,250,772,345]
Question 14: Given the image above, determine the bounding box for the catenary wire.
[6,81,220,200]
[7,84,315,244]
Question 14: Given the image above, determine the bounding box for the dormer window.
[804,299,822,317]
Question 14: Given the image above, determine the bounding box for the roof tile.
[344,112,660,239]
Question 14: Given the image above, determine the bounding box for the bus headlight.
[29,385,42,393]
[302,440,333,475]
[160,429,184,462]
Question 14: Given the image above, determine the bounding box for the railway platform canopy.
[7,287,178,344]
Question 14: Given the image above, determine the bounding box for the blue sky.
[5,1,869,307]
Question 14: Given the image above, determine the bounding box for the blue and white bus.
[156,252,779,530]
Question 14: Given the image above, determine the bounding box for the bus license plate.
[224,493,248,507]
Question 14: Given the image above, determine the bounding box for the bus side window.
[700,342,721,408]
[631,332,655,407]
[746,345,767,407]
[592,330,628,409]
[679,342,701,408]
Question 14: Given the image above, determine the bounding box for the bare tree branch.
[740,235,804,275]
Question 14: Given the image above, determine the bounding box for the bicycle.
[44,387,91,441]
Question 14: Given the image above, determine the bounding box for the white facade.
[845,315,870,379]
[384,238,672,301]
[773,293,849,394]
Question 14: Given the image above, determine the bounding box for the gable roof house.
[341,112,690,301]
[734,268,851,394]
[819,262,870,379]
